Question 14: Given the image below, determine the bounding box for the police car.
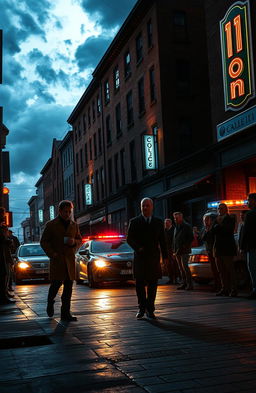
[75,234,134,287]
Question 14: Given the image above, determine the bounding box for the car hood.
[92,252,133,261]
[18,256,50,262]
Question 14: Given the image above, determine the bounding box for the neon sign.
[85,184,93,206]
[220,1,254,111]
[143,134,157,170]
[49,205,55,220]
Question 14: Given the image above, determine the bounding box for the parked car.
[188,234,250,288]
[75,235,134,287]
[14,243,49,284]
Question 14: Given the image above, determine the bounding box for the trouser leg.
[181,254,193,287]
[48,280,62,303]
[146,280,158,312]
[247,250,256,292]
[61,280,73,316]
[215,256,226,292]
[176,255,186,285]
[209,253,221,291]
[224,256,237,292]
[135,279,147,312]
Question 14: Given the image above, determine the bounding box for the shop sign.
[217,104,256,141]
[143,134,157,170]
[220,0,254,111]
[38,209,43,223]
[49,205,55,220]
[85,183,93,206]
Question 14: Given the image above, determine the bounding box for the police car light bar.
[82,234,125,242]
[207,200,248,208]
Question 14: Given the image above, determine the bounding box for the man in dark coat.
[164,218,179,284]
[127,197,168,319]
[212,203,237,297]
[172,212,194,290]
[240,193,256,299]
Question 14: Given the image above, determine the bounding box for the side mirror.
[79,249,89,256]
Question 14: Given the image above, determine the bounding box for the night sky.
[0,0,137,236]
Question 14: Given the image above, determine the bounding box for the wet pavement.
[0,280,256,392]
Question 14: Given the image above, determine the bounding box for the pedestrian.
[237,210,247,253]
[212,203,237,297]
[191,226,200,247]
[164,218,180,284]
[8,230,20,254]
[127,197,168,319]
[240,193,256,299]
[7,230,20,292]
[201,212,221,292]
[172,212,194,290]
[40,200,82,321]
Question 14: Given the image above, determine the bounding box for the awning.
[156,175,211,200]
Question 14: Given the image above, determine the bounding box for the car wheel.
[88,266,98,288]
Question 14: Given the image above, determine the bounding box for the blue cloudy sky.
[1,0,137,236]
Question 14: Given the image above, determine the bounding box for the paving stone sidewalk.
[0,282,256,393]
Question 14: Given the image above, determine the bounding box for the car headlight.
[94,259,107,268]
[17,262,30,269]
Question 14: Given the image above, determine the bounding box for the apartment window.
[136,33,143,63]
[147,19,153,48]
[76,152,79,174]
[100,167,105,198]
[114,153,119,189]
[173,10,188,41]
[92,100,96,121]
[104,80,110,104]
[78,121,81,139]
[108,158,113,194]
[176,59,190,95]
[77,184,80,211]
[97,94,101,114]
[149,66,156,102]
[95,170,99,201]
[88,106,91,127]
[115,103,122,136]
[89,138,92,160]
[80,148,83,170]
[85,143,88,166]
[113,66,120,90]
[98,128,102,155]
[126,91,134,126]
[120,149,125,186]
[106,115,112,145]
[83,114,86,134]
[74,126,77,143]
[129,140,137,182]
[138,77,145,114]
[124,51,131,78]
[93,133,97,158]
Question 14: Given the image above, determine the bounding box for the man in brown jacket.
[40,200,82,321]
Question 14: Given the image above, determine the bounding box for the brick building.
[68,0,213,234]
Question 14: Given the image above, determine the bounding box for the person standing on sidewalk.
[40,200,82,321]
[240,193,256,299]
[164,218,179,284]
[212,203,237,297]
[172,212,194,290]
[127,197,168,319]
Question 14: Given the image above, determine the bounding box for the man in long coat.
[40,200,82,321]
[127,197,168,319]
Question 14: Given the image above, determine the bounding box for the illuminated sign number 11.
[220,1,254,111]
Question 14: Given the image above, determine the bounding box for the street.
[0,280,256,392]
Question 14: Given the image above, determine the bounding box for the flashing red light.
[82,234,125,242]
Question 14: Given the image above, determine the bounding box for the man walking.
[172,212,194,290]
[127,198,168,319]
[240,193,256,299]
[40,200,82,321]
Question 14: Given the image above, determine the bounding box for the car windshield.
[19,245,46,257]
[91,240,132,253]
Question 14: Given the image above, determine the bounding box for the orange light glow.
[82,234,125,242]
[2,186,9,194]
[225,21,233,58]
[230,79,245,99]
[234,14,243,53]
[229,57,244,79]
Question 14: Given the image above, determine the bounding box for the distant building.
[28,195,40,241]
[21,218,31,243]
[59,131,75,203]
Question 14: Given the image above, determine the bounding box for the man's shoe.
[61,314,77,321]
[247,292,256,299]
[46,302,54,317]
[136,310,145,319]
[177,284,186,290]
[146,311,156,320]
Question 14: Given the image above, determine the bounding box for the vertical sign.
[38,209,43,223]
[220,1,254,111]
[143,134,157,170]
[85,184,93,206]
[49,205,55,220]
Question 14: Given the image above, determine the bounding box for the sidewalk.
[0,281,256,393]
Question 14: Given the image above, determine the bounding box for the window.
[77,184,80,211]
[74,126,77,143]
[149,66,156,102]
[138,77,145,114]
[92,100,96,121]
[100,166,105,198]
[95,170,99,201]
[89,138,92,160]
[97,94,101,114]
[88,106,91,127]
[147,19,153,48]
[80,148,83,171]
[83,114,86,134]
[93,133,97,158]
[173,10,188,41]
[98,128,102,155]
[120,149,125,186]
[115,103,122,136]
[136,33,143,63]
[85,143,88,166]
[126,91,134,126]
[106,115,112,145]
[108,158,113,194]
[113,66,120,90]
[76,152,79,174]
[104,80,110,104]
[124,51,131,78]
[176,59,190,95]
[129,140,137,182]
[114,153,119,189]
[78,121,81,139]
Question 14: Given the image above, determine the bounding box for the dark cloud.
[2,58,25,86]
[80,0,137,29]
[31,81,56,103]
[75,35,112,70]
